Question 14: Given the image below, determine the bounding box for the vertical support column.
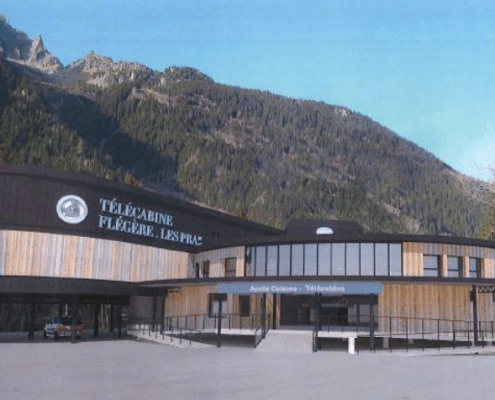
[440,254,448,278]
[160,294,166,334]
[315,293,322,351]
[93,302,100,338]
[316,293,322,330]
[472,285,479,346]
[463,256,470,278]
[152,295,157,332]
[117,305,122,338]
[71,295,79,344]
[261,293,267,337]
[109,303,114,333]
[28,297,36,341]
[369,294,375,351]
[216,296,223,348]
[272,294,277,330]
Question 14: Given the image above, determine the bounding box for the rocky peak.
[62,51,155,87]
[27,34,63,73]
[0,15,62,73]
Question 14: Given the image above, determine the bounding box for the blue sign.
[216,281,381,295]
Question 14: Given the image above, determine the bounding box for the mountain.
[0,16,487,235]
[0,16,62,73]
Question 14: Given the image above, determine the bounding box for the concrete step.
[255,330,314,353]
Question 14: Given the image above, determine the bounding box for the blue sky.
[2,0,495,180]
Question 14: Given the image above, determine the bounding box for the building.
[1,165,494,349]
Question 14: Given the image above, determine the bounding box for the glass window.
[225,258,237,277]
[469,257,482,278]
[375,244,388,276]
[239,295,250,317]
[202,260,210,278]
[389,244,402,276]
[209,294,227,316]
[267,246,278,276]
[346,243,360,276]
[254,246,266,277]
[360,243,374,276]
[279,245,291,276]
[447,256,462,278]
[245,248,253,277]
[305,244,317,276]
[318,243,331,276]
[424,255,440,277]
[291,244,304,276]
[332,244,345,275]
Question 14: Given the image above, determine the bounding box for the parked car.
[43,316,85,340]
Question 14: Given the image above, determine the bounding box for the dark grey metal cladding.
[0,165,281,252]
[0,276,138,295]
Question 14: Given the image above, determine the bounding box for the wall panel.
[193,247,245,278]
[0,230,191,282]
[379,283,494,333]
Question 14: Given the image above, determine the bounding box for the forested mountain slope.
[0,15,486,235]
[0,57,484,236]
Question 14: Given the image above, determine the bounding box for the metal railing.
[160,313,264,332]
[254,313,271,348]
[127,318,202,346]
[128,313,265,343]
[315,313,495,352]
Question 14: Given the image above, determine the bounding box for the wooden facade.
[0,230,192,282]
[3,166,495,341]
[403,241,495,278]
[193,247,245,278]
[378,283,494,333]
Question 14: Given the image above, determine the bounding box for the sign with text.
[216,281,382,295]
[97,197,203,247]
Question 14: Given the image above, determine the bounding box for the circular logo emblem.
[56,195,88,224]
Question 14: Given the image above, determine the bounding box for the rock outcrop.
[0,15,62,73]
[62,51,154,87]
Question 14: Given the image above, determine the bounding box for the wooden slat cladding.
[0,230,191,282]
[165,285,215,317]
[378,283,494,333]
[403,242,495,278]
[193,247,245,278]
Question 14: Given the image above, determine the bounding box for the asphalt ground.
[1,339,495,400]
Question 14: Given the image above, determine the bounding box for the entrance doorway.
[279,294,377,329]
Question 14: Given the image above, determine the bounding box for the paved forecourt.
[2,340,495,400]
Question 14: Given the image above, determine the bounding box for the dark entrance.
[0,276,136,341]
[280,294,377,328]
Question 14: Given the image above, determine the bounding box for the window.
[305,244,317,276]
[360,243,374,276]
[245,248,253,276]
[267,246,278,276]
[346,243,360,276]
[279,245,291,276]
[318,243,331,276]
[332,244,345,275]
[202,261,210,278]
[447,256,462,278]
[375,244,388,276]
[254,246,266,277]
[225,258,237,277]
[469,257,482,278]
[208,294,227,316]
[291,245,304,276]
[424,255,441,277]
[239,295,250,317]
[389,244,402,276]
